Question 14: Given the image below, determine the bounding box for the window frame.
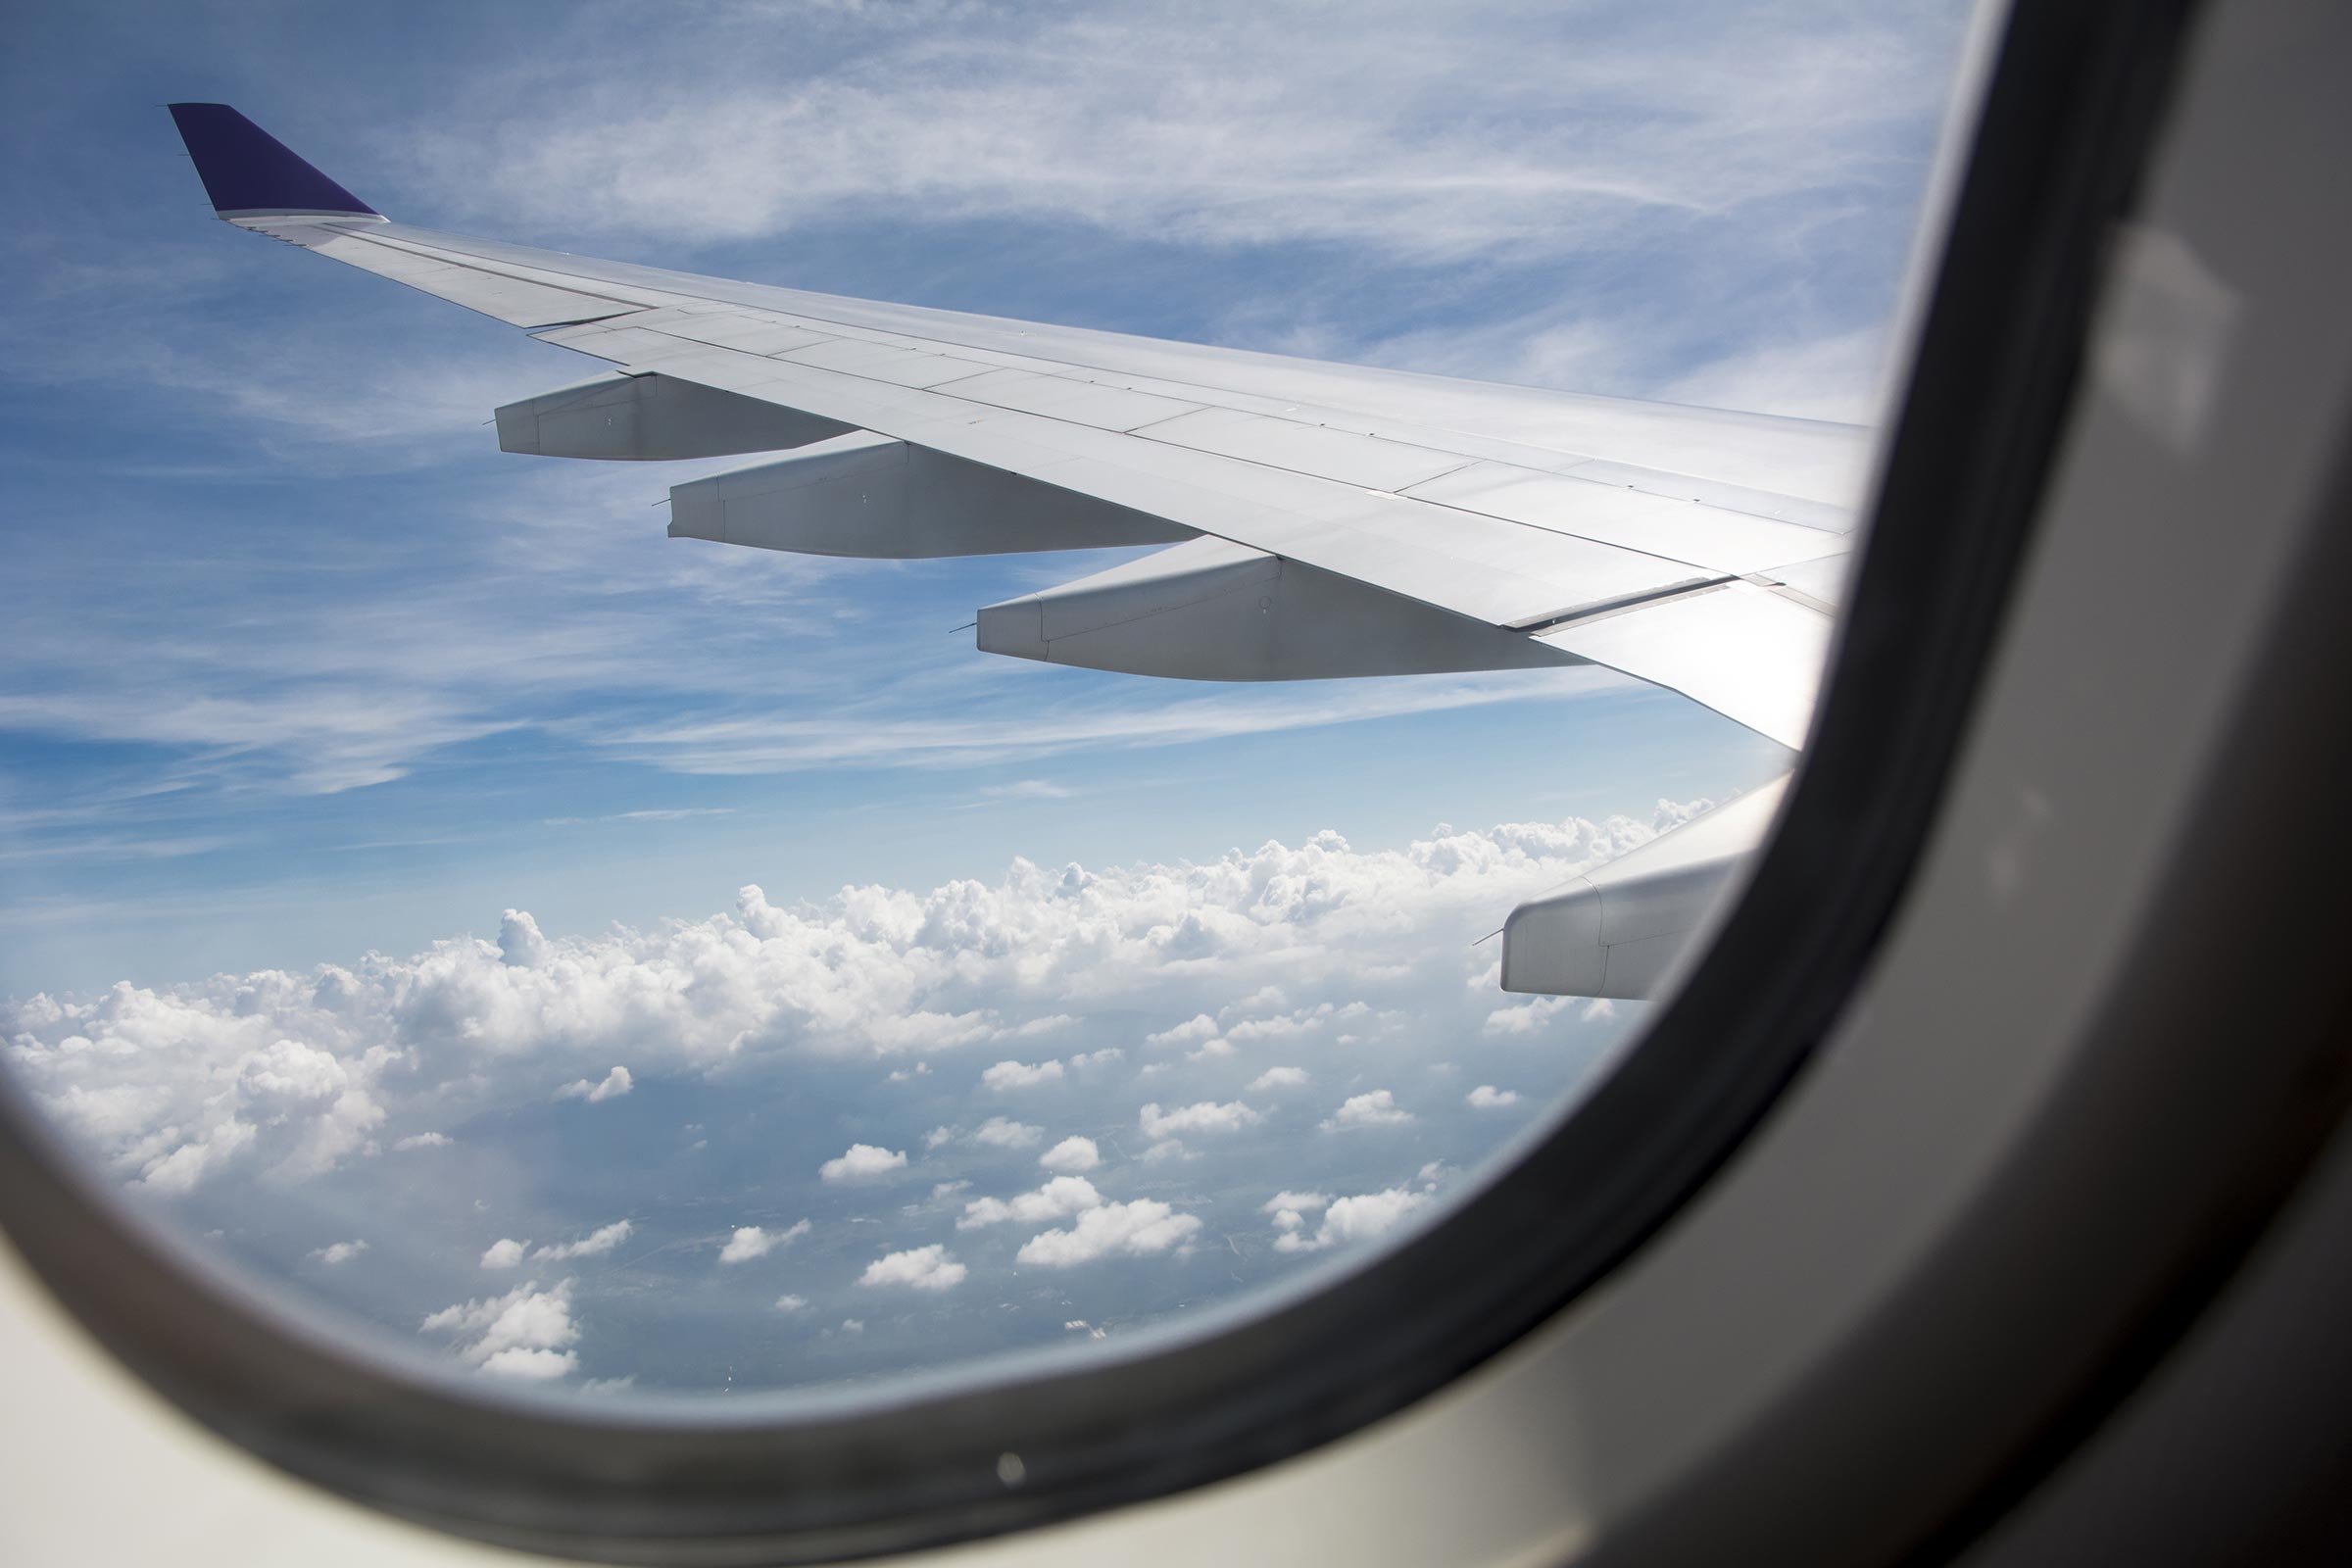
[0,3,2211,1561]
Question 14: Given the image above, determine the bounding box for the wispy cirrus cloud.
[578,667,1621,777]
[404,1,1965,270]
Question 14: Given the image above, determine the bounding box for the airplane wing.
[170,103,1871,994]
[168,104,1865,751]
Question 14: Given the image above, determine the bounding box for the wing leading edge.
[170,104,1869,994]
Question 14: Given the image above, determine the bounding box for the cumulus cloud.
[859,1244,966,1292]
[480,1238,528,1269]
[497,909,550,968]
[981,1058,1064,1091]
[971,1116,1042,1150]
[819,1144,907,1182]
[1485,998,1574,1037]
[1466,1085,1521,1108]
[1145,1014,1220,1050]
[774,1294,808,1312]
[1017,1200,1203,1266]
[1273,1188,1431,1253]
[1227,1003,1364,1043]
[958,1176,1102,1230]
[533,1219,634,1261]
[309,1239,368,1266]
[555,1064,633,1102]
[7,810,1673,1200]
[1322,1091,1413,1131]
[1039,1135,1101,1173]
[420,1279,580,1379]
[1139,1101,1262,1140]
[719,1219,811,1263]
[1248,1066,1309,1092]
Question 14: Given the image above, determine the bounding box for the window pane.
[1,0,1977,1399]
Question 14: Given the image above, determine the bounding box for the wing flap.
[1536,584,1831,750]
[1401,463,1845,577]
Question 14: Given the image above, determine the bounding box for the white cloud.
[1145,1014,1220,1050]
[309,1239,368,1266]
[839,1319,864,1334]
[1274,1188,1431,1253]
[819,1144,907,1182]
[1467,1085,1521,1109]
[958,1176,1102,1230]
[1139,1101,1261,1140]
[586,672,1604,780]
[1261,1192,1332,1214]
[392,1132,452,1152]
[420,1279,580,1379]
[1017,1200,1202,1266]
[1039,1135,1101,1173]
[981,1058,1064,1091]
[1248,1066,1309,1092]
[1484,997,1574,1037]
[477,1348,579,1381]
[532,1219,634,1261]
[860,1244,967,1292]
[1227,1004,1360,1043]
[555,1064,633,1102]
[971,1116,1042,1150]
[1322,1091,1412,1131]
[8,810,1676,1197]
[480,1238,528,1270]
[499,909,550,968]
[980,779,1074,801]
[407,1,1963,283]
[774,1294,809,1312]
[719,1219,811,1263]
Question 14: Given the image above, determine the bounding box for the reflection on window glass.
[1,1,1973,1396]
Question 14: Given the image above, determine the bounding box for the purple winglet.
[167,103,380,218]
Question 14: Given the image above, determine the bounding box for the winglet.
[167,103,381,220]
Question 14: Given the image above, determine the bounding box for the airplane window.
[0,0,1979,1510]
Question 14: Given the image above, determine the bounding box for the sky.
[0,0,1974,1398]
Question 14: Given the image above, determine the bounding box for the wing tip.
[166,102,381,220]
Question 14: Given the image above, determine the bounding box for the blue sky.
[1,0,1972,1396]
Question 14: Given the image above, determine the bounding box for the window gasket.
[0,2,2202,1561]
